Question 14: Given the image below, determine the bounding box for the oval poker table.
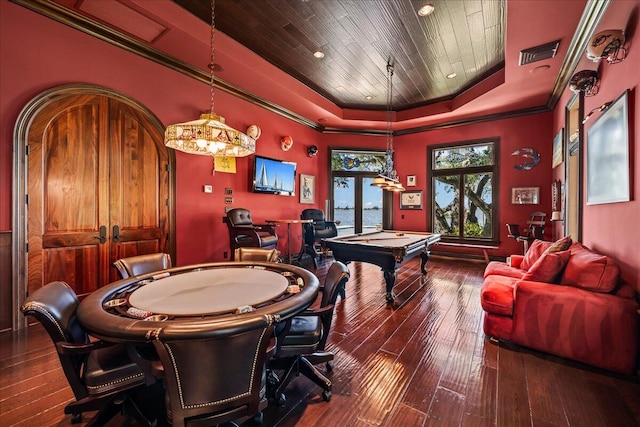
[77,261,319,343]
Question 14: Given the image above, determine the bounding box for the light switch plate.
[203,185,213,193]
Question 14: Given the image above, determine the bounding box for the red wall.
[1,0,637,290]
[552,1,639,289]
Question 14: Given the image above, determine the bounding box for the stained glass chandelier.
[164,0,255,157]
[371,62,404,192]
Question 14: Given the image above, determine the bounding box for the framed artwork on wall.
[400,190,423,209]
[300,174,315,204]
[511,187,539,204]
[552,128,564,168]
[586,90,630,205]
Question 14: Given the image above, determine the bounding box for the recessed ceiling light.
[313,51,325,59]
[446,72,457,79]
[417,4,435,17]
[365,95,373,100]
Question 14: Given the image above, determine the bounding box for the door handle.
[94,225,106,244]
[112,225,120,243]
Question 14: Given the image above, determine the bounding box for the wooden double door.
[26,90,174,298]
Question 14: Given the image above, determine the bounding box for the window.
[429,140,498,242]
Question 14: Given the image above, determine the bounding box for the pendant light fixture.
[164,0,255,157]
[372,62,405,192]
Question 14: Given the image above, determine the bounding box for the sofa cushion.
[521,250,571,283]
[561,243,620,293]
[481,275,518,316]
[520,239,552,270]
[484,261,526,279]
[544,235,572,254]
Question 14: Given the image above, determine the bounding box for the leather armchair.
[21,281,156,426]
[268,261,350,404]
[234,247,280,262]
[152,315,276,427]
[113,252,172,279]
[225,208,278,260]
[301,209,338,264]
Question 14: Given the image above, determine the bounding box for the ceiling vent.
[519,40,560,65]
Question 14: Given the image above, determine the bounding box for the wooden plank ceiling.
[174,0,505,112]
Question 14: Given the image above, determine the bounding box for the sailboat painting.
[252,155,297,196]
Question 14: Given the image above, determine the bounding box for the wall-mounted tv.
[252,155,296,196]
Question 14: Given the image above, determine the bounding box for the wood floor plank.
[2,257,639,427]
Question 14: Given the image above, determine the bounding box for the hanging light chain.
[209,0,216,114]
[385,62,395,179]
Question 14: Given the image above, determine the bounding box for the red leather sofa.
[481,239,639,374]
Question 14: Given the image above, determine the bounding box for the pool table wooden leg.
[420,249,430,275]
[383,270,396,302]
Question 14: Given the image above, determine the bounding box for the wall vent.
[519,40,560,65]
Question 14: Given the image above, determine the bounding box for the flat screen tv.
[252,155,297,196]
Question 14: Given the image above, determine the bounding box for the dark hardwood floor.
[2,257,639,426]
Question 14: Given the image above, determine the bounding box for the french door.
[330,149,389,235]
[22,88,174,299]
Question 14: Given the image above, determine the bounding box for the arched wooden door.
[24,87,174,298]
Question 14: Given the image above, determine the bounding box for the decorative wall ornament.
[246,124,261,140]
[307,145,318,157]
[586,29,627,64]
[511,147,540,170]
[281,135,293,151]
[569,70,599,96]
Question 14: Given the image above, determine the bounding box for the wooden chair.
[21,281,156,426]
[113,253,172,279]
[152,315,276,427]
[268,261,350,404]
[225,208,278,260]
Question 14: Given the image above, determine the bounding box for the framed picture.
[552,128,564,168]
[406,175,416,187]
[511,187,539,204]
[299,174,315,204]
[400,190,423,209]
[586,90,630,205]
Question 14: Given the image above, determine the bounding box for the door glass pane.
[333,176,355,235]
[434,175,460,237]
[362,177,383,232]
[463,173,492,238]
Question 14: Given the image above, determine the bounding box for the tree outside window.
[429,141,498,242]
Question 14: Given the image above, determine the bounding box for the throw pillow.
[522,250,571,283]
[520,239,552,270]
[544,235,572,254]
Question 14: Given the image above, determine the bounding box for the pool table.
[323,230,441,302]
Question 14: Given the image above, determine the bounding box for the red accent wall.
[1,0,638,291]
[552,1,639,290]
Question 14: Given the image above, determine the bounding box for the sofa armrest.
[511,280,639,374]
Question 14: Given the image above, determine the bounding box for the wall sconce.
[551,211,563,222]
[582,101,612,124]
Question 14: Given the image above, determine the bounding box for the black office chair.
[113,252,172,279]
[268,261,350,404]
[20,281,155,426]
[234,247,280,262]
[507,211,546,253]
[152,315,276,427]
[301,209,338,266]
[225,208,278,260]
